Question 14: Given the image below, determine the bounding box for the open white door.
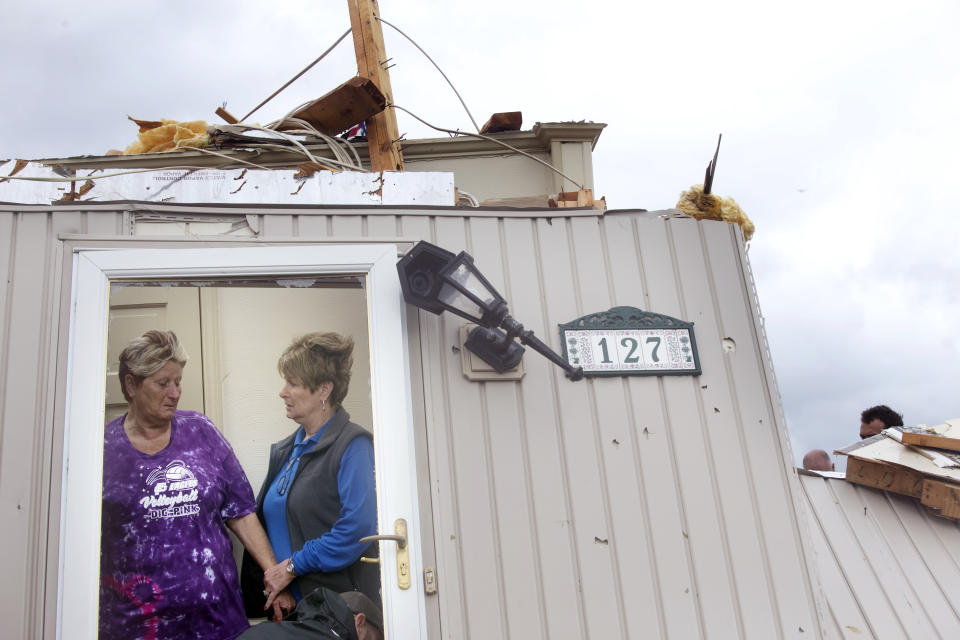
[59,245,426,639]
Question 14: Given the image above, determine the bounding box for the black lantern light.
[398,241,583,380]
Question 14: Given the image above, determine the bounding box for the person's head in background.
[860,405,903,439]
[802,449,834,472]
[340,591,383,640]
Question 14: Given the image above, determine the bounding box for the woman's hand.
[263,559,295,595]
[266,589,296,620]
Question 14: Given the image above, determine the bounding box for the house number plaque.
[559,306,701,376]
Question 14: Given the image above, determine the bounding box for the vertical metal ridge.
[464,218,511,640]
[620,216,669,638]
[496,217,551,639]
[724,224,827,638]
[475,380,511,640]
[510,380,550,640]
[883,491,960,629]
[665,217,737,637]
[695,221,777,639]
[797,476,852,637]
[566,216,629,640]
[635,216,705,638]
[0,211,17,457]
[841,484,904,636]
[429,217,472,638]
[531,217,588,639]
[25,211,59,639]
[823,479,878,636]
[865,492,949,637]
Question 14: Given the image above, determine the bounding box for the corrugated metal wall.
[0,203,825,639]
[411,210,823,639]
[798,473,960,639]
[0,206,129,640]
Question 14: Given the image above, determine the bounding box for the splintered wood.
[846,457,960,520]
[922,480,960,519]
[838,421,960,521]
[553,189,607,210]
[845,457,924,498]
[273,76,386,137]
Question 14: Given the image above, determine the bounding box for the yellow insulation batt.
[676,184,755,242]
[123,118,209,155]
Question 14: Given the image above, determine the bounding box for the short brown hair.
[277,332,354,407]
[117,330,188,401]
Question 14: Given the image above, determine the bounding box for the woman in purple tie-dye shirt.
[100,330,294,640]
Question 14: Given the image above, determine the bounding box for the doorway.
[61,244,427,639]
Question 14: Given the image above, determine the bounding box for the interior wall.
[212,286,372,492]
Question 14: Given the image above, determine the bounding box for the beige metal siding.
[799,473,960,639]
[413,211,822,639]
[0,202,823,639]
[0,209,102,639]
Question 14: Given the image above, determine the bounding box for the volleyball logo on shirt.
[141,460,200,520]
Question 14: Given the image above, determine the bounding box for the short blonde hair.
[117,330,188,401]
[277,332,354,407]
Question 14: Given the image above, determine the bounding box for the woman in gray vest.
[246,332,380,615]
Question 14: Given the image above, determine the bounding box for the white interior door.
[60,245,426,639]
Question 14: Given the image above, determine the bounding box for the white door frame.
[58,244,426,639]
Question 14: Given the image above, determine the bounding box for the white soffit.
[0,164,455,206]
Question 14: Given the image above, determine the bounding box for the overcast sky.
[2,1,958,466]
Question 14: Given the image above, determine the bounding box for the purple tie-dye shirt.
[100,411,256,640]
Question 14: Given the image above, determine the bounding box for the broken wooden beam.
[844,457,925,498]
[274,76,386,137]
[921,479,960,520]
[348,0,404,171]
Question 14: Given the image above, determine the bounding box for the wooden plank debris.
[554,189,607,210]
[215,107,239,124]
[273,76,386,137]
[921,480,960,519]
[885,421,960,452]
[845,457,924,498]
[838,422,960,521]
[480,111,522,134]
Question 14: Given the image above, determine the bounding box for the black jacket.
[237,587,359,640]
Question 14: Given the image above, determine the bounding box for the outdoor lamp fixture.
[397,241,584,381]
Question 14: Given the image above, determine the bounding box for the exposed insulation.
[123,118,209,155]
[676,184,755,241]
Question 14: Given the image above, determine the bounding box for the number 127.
[597,336,661,364]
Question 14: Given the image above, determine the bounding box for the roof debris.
[676,184,755,241]
[120,117,209,155]
[480,111,522,134]
[836,418,960,521]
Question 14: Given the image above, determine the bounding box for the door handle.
[360,518,411,589]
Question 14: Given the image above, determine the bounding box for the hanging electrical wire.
[375,16,480,133]
[241,28,353,123]
[390,104,585,191]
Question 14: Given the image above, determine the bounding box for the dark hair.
[117,330,188,402]
[277,332,354,407]
[860,405,903,427]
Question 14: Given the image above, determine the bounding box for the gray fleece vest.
[255,407,379,605]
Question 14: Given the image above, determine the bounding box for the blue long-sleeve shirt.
[262,423,377,600]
